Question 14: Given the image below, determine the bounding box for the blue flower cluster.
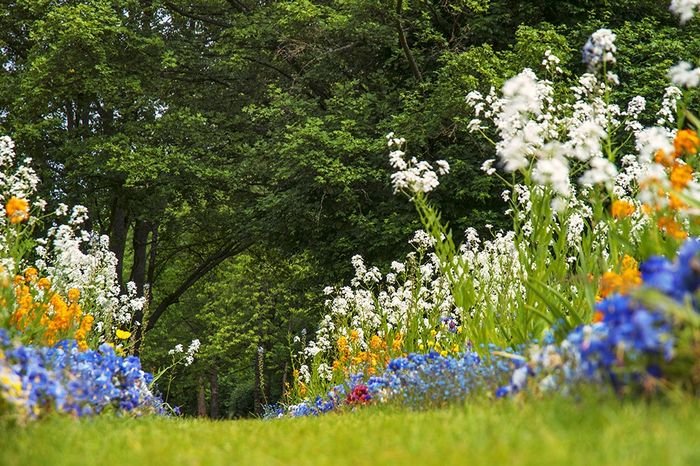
[284,381,353,417]
[280,351,514,417]
[0,330,167,418]
[366,350,509,407]
[497,239,700,397]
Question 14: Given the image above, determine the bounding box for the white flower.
[55,203,69,216]
[580,157,618,188]
[481,159,497,175]
[668,61,700,88]
[410,230,435,249]
[502,69,542,117]
[390,261,405,274]
[532,155,571,197]
[670,0,700,24]
[69,205,89,225]
[635,127,674,163]
[582,29,617,71]
[657,86,682,125]
[435,160,450,175]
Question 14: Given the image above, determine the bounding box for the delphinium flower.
[497,239,700,398]
[366,350,510,408]
[283,349,514,416]
[0,343,27,418]
[0,330,166,419]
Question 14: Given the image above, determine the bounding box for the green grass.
[2,396,700,465]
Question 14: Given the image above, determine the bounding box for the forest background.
[1,0,698,417]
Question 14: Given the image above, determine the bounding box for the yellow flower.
[24,267,38,283]
[6,196,29,224]
[369,335,384,351]
[67,288,80,303]
[116,329,132,340]
[37,277,51,290]
[611,199,635,219]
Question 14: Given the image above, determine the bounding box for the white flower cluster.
[0,136,148,341]
[0,136,42,202]
[668,61,700,88]
[168,338,201,366]
[38,224,145,333]
[542,49,563,75]
[466,59,636,205]
[657,86,683,126]
[298,236,457,381]
[581,28,617,71]
[387,133,449,194]
[670,0,700,24]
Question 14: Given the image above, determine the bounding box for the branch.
[145,238,254,332]
[224,0,250,13]
[164,1,231,28]
[396,0,422,82]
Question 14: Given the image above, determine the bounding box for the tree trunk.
[130,219,150,294]
[109,198,129,292]
[130,219,151,355]
[209,365,219,419]
[197,375,208,417]
[396,0,422,82]
[146,222,159,304]
[281,361,289,399]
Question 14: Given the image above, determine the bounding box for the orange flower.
[669,192,687,211]
[598,256,642,299]
[611,199,635,219]
[670,162,693,190]
[654,149,675,168]
[67,288,80,303]
[24,267,38,283]
[5,197,29,224]
[598,272,623,299]
[674,129,700,156]
[369,335,385,351]
[37,277,51,290]
[658,216,688,240]
[391,333,404,351]
[80,314,94,332]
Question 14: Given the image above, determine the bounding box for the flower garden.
[282,4,700,416]
[3,1,700,465]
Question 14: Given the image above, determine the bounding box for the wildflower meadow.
[3,0,700,465]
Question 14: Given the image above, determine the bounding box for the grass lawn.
[2,396,700,466]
